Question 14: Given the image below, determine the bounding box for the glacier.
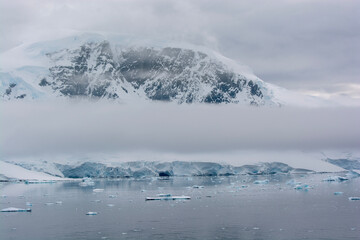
[1,158,357,181]
[2,150,359,181]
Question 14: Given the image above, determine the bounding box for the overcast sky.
[1,0,359,99]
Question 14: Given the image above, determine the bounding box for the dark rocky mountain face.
[47,41,126,99]
[2,40,273,105]
[119,46,263,103]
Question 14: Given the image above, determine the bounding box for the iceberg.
[1,207,31,212]
[145,194,191,201]
[79,177,95,187]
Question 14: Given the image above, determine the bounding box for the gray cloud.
[0,0,359,97]
[1,102,359,158]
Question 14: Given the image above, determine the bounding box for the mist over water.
[1,101,359,159]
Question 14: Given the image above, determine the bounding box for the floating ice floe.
[108,195,117,198]
[348,197,360,201]
[93,189,104,193]
[26,202,32,206]
[294,184,312,190]
[334,192,343,195]
[86,211,98,215]
[55,201,63,204]
[192,185,204,189]
[1,207,31,212]
[253,180,269,185]
[322,176,349,182]
[146,194,191,201]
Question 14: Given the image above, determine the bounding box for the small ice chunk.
[253,180,269,184]
[241,185,249,188]
[93,189,104,192]
[55,201,63,204]
[192,185,204,189]
[334,192,343,195]
[45,203,54,206]
[26,202,32,206]
[86,211,98,215]
[108,195,117,198]
[349,197,360,201]
[107,204,115,207]
[1,207,31,212]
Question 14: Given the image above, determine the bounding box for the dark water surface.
[1,174,359,240]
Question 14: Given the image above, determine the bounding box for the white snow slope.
[0,161,66,181]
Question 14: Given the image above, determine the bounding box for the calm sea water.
[0,174,359,240]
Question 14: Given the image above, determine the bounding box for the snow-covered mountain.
[0,33,311,106]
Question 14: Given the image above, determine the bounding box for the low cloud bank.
[1,101,359,158]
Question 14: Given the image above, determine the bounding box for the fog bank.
[1,102,359,159]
